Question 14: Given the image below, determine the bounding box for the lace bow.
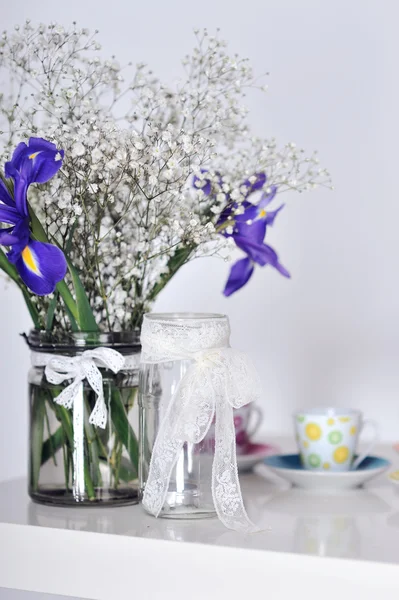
[141,315,262,532]
[43,348,125,428]
[32,347,125,501]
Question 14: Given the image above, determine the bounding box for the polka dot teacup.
[294,408,378,472]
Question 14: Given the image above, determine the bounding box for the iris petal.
[193,169,223,198]
[275,261,290,278]
[4,142,27,178]
[232,235,289,277]
[0,205,20,225]
[28,149,65,184]
[6,218,31,261]
[217,202,235,231]
[223,257,254,297]
[264,205,284,226]
[5,137,64,186]
[15,239,67,295]
[234,235,278,266]
[216,173,288,294]
[193,175,211,196]
[258,186,277,208]
[6,138,58,170]
[0,227,19,246]
[0,179,14,207]
[13,176,29,217]
[234,203,258,224]
[26,137,60,153]
[235,219,267,245]
[241,172,266,196]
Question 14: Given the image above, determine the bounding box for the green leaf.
[46,290,59,331]
[116,458,138,483]
[0,248,17,279]
[30,395,45,492]
[110,387,139,473]
[83,395,102,487]
[56,280,79,330]
[67,260,99,332]
[1,200,79,332]
[27,201,80,331]
[51,397,96,500]
[149,245,194,301]
[0,249,41,328]
[53,225,80,330]
[41,425,64,465]
[22,289,41,329]
[28,203,48,243]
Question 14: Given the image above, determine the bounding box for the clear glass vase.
[27,330,140,507]
[139,313,228,519]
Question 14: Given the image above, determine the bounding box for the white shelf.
[1,439,399,599]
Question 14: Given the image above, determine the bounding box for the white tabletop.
[1,438,399,599]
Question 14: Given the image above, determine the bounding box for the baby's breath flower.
[71,142,85,158]
[0,23,331,332]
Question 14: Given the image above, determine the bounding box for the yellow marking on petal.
[29,152,40,160]
[259,209,267,218]
[22,246,40,275]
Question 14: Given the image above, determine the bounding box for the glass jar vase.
[139,313,233,519]
[27,330,140,507]
[139,361,215,519]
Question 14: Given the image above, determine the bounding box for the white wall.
[1,0,399,481]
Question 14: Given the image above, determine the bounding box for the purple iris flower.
[5,137,65,184]
[0,138,67,295]
[218,176,290,296]
[193,169,223,197]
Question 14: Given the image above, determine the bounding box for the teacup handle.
[247,405,263,439]
[352,419,379,470]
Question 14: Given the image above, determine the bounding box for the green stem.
[41,425,64,465]
[43,403,58,466]
[111,440,123,488]
[83,463,96,500]
[61,437,70,491]
[83,395,103,487]
[110,387,139,475]
[29,203,80,328]
[30,394,45,491]
[94,427,109,459]
[29,204,52,243]
[56,280,79,326]
[66,260,98,331]
[46,289,59,331]
[114,458,138,483]
[148,245,194,302]
[51,397,96,500]
[0,250,41,328]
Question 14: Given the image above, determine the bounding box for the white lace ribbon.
[31,347,125,501]
[141,314,262,533]
[32,348,126,428]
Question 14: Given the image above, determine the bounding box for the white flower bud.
[71,142,85,158]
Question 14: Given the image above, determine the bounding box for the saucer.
[237,442,279,472]
[263,454,390,490]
